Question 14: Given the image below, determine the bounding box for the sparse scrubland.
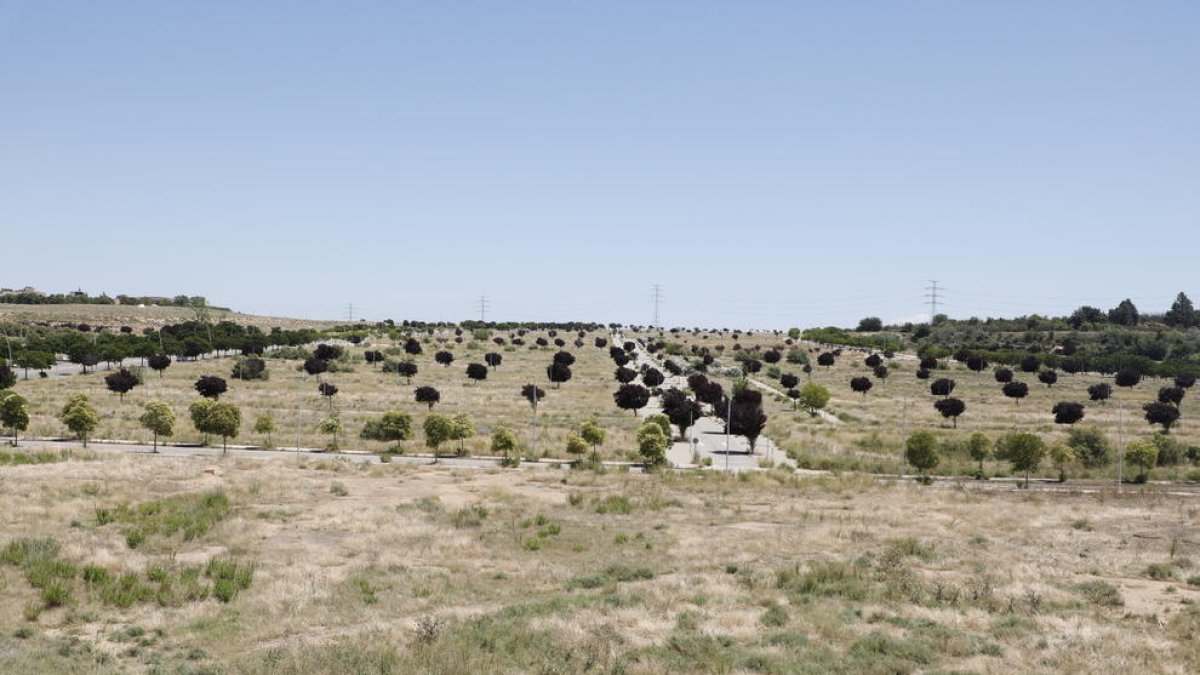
[1,450,1199,674]
[2,302,1200,673]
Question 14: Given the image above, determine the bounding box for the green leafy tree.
[0,391,30,446]
[1003,433,1046,488]
[1067,425,1111,468]
[14,350,55,379]
[491,426,519,463]
[967,432,991,475]
[566,434,589,459]
[636,422,669,466]
[1107,299,1140,326]
[317,415,342,450]
[205,402,241,454]
[450,413,475,455]
[360,411,412,448]
[423,413,454,458]
[904,431,939,480]
[138,400,175,453]
[1165,292,1197,328]
[796,382,830,415]
[189,398,217,445]
[1047,442,1076,482]
[1125,440,1158,481]
[253,413,276,447]
[647,413,672,439]
[580,418,606,461]
[60,392,99,447]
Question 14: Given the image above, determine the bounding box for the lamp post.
[725,395,732,471]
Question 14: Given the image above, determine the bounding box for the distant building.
[0,285,45,296]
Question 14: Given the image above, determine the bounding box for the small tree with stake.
[1144,401,1181,434]
[580,418,606,462]
[396,361,418,383]
[0,391,30,447]
[1003,432,1045,488]
[466,363,488,384]
[423,413,453,459]
[105,368,140,401]
[521,384,545,411]
[303,357,328,376]
[414,386,440,410]
[850,377,873,400]
[318,382,338,409]
[930,378,955,397]
[729,389,767,452]
[1038,370,1058,388]
[614,384,651,416]
[934,397,966,428]
[1088,383,1112,403]
[148,353,171,378]
[484,352,502,368]
[905,431,939,482]
[194,375,227,400]
[491,427,519,465]
[1158,386,1186,406]
[614,366,638,384]
[60,393,99,447]
[139,400,175,453]
[994,367,1014,383]
[1052,401,1085,426]
[968,433,991,477]
[1114,367,1141,389]
[547,362,572,388]
[1002,381,1029,404]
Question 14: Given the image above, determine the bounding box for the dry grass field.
[14,334,646,461]
[1,448,1198,674]
[629,330,1199,480]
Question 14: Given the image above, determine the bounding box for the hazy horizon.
[3,2,1197,328]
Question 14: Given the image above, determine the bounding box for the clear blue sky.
[2,2,1197,329]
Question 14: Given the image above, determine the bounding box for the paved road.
[619,333,785,471]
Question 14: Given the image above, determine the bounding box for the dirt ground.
[1,447,1198,673]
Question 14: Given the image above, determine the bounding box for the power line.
[651,284,663,328]
[924,281,943,321]
[478,295,490,322]
[346,303,354,322]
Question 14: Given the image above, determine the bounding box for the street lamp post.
[725,396,732,471]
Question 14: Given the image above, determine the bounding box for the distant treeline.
[0,292,227,310]
[826,293,1200,379]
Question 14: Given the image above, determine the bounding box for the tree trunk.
[153,432,158,453]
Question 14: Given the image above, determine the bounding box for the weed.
[330,482,349,497]
[1074,580,1123,607]
[760,603,789,627]
[595,495,634,515]
[1146,563,1177,580]
[567,565,654,590]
